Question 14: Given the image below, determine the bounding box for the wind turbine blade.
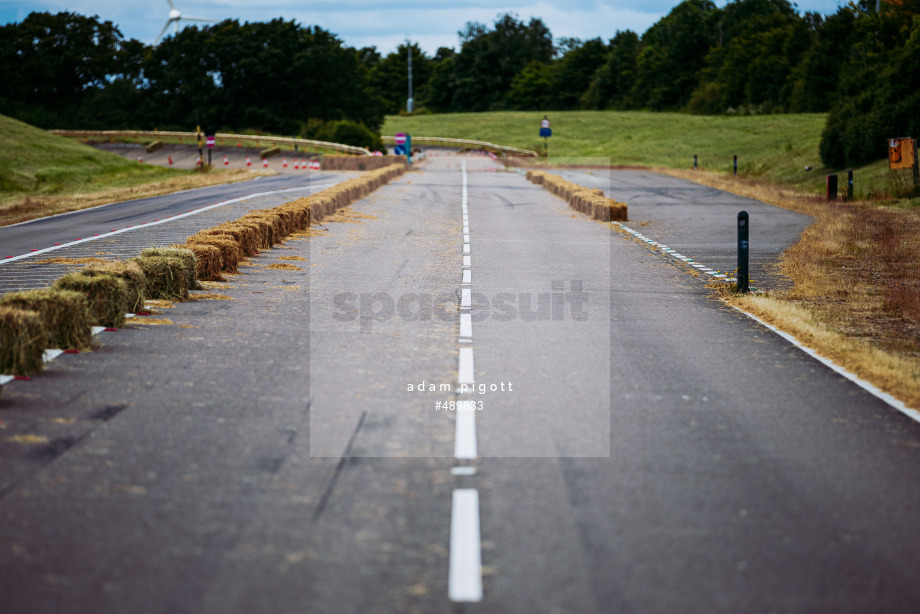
[181,16,214,22]
[154,21,171,44]
[166,0,176,10]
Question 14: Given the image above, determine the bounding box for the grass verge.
[0,114,272,227]
[384,110,919,202]
[665,168,920,410]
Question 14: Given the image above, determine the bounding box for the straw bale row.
[1,248,199,378]
[1,165,407,379]
[320,156,408,172]
[526,170,628,222]
[186,163,407,280]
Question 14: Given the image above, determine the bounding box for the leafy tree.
[632,0,719,109]
[689,0,808,113]
[581,31,641,109]
[787,10,858,112]
[820,5,920,167]
[0,12,125,126]
[426,49,456,112]
[549,38,608,109]
[144,19,384,134]
[506,61,553,110]
[451,13,554,111]
[369,43,432,114]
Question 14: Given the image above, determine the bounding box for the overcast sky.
[1,0,846,55]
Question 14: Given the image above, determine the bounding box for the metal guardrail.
[51,130,373,156]
[382,135,538,157]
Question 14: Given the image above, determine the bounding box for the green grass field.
[383,111,899,199]
[0,114,184,196]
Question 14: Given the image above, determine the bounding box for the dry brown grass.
[199,281,232,290]
[665,167,920,409]
[277,256,307,261]
[0,169,273,227]
[35,257,111,265]
[266,263,303,271]
[126,316,175,326]
[188,293,233,301]
[144,299,176,309]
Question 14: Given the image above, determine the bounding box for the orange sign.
[888,137,916,170]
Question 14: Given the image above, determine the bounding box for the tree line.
[1,1,918,167]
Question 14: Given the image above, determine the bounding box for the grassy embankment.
[0,114,267,227]
[385,111,920,408]
[384,111,914,198]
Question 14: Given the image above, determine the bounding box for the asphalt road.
[555,167,812,289]
[1,155,919,612]
[0,171,354,260]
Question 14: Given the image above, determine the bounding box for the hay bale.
[198,226,260,257]
[130,255,191,300]
[146,140,164,153]
[261,146,281,158]
[591,201,611,221]
[141,247,200,290]
[186,235,241,273]
[0,288,92,350]
[240,213,284,245]
[80,260,146,312]
[0,306,45,376]
[54,272,128,328]
[183,243,223,281]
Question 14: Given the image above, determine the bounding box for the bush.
[305,120,383,152]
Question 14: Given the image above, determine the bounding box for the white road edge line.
[449,489,484,602]
[1,183,337,265]
[619,220,918,421]
[730,305,920,424]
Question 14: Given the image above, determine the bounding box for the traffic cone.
[301,158,307,170]
[196,155,202,167]
[137,155,143,163]
[282,158,288,168]
[223,155,229,166]
[294,159,299,170]
[167,155,174,166]
[246,156,251,167]
[262,158,268,168]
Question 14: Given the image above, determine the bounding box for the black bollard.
[737,211,749,293]
[733,155,738,176]
[693,154,698,170]
[847,170,854,201]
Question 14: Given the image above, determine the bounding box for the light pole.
[407,39,414,114]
